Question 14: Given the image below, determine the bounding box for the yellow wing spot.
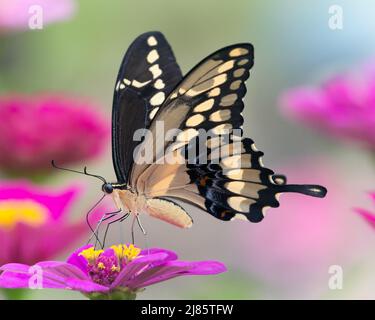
[211,123,232,135]
[229,48,249,57]
[230,80,242,90]
[147,36,158,46]
[149,64,162,79]
[154,79,165,89]
[228,196,254,212]
[224,169,261,183]
[115,81,121,91]
[208,87,221,97]
[186,114,205,127]
[176,128,199,142]
[238,58,249,66]
[193,99,214,112]
[217,60,235,73]
[209,109,231,122]
[170,92,178,99]
[147,49,159,63]
[149,107,159,120]
[186,74,227,97]
[225,181,266,199]
[233,68,246,78]
[206,136,224,149]
[220,154,251,169]
[132,79,151,88]
[220,94,238,107]
[150,92,165,106]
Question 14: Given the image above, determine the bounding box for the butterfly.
[53,31,327,233]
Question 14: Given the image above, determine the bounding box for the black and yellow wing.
[129,40,326,227]
[112,31,183,184]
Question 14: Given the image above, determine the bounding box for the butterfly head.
[102,183,114,194]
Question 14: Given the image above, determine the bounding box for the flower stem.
[84,289,137,300]
[1,289,29,300]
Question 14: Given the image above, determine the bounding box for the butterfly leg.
[136,215,147,235]
[130,214,148,248]
[131,213,136,244]
[136,214,149,255]
[87,209,122,247]
[102,212,130,248]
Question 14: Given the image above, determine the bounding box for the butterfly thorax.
[111,188,146,214]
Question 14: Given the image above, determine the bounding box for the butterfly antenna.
[83,167,107,184]
[51,160,107,183]
[51,160,87,176]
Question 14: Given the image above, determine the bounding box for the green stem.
[84,288,137,300]
[1,289,29,300]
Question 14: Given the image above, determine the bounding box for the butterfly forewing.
[112,31,183,183]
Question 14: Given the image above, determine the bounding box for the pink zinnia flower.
[0,181,101,265]
[355,192,375,229]
[0,244,226,300]
[0,0,76,31]
[280,64,375,150]
[0,94,109,172]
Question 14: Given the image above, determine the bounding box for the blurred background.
[0,0,375,299]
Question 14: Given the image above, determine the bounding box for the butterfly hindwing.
[112,31,183,183]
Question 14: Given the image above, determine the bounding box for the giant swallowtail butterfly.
[54,31,327,232]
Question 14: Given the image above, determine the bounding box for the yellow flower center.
[0,199,49,229]
[79,244,142,285]
[111,244,141,262]
[79,247,104,264]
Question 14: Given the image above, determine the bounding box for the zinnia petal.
[126,260,227,289]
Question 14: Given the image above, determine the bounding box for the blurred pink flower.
[280,65,375,150]
[355,193,375,229]
[0,94,109,172]
[233,160,371,297]
[0,181,101,265]
[0,0,76,31]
